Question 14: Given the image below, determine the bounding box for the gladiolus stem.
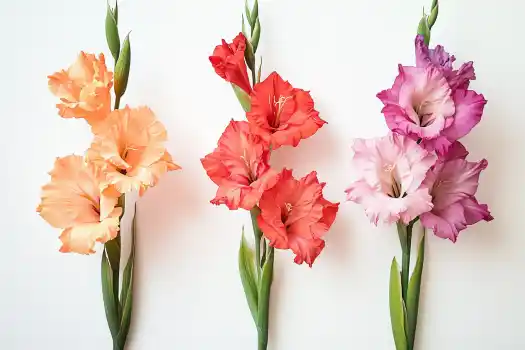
[251,68,256,88]
[250,207,263,273]
[114,95,121,110]
[397,222,413,301]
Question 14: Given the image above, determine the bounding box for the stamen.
[273,95,292,126]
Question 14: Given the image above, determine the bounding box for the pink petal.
[420,202,466,242]
[442,89,487,142]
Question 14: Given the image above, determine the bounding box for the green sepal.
[239,227,259,325]
[232,84,251,112]
[101,248,120,338]
[406,233,425,350]
[105,2,120,61]
[389,257,408,350]
[114,33,131,99]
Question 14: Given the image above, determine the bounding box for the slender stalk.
[250,207,263,275]
[114,95,121,110]
[396,221,413,302]
[251,68,256,88]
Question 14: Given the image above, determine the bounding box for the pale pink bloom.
[420,142,493,242]
[345,133,436,225]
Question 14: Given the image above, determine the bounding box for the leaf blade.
[407,233,425,350]
[389,257,408,350]
[238,228,259,324]
[101,249,120,338]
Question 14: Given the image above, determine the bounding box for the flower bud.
[114,33,131,100]
[251,18,261,53]
[417,16,430,46]
[105,2,120,60]
[232,84,251,112]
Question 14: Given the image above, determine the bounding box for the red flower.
[209,33,252,94]
[247,72,326,149]
[257,169,339,267]
[201,120,279,210]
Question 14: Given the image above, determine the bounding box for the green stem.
[113,341,123,350]
[114,94,121,110]
[251,68,256,88]
[257,246,274,350]
[250,207,263,275]
[396,221,413,302]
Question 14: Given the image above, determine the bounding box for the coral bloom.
[420,142,493,242]
[247,72,326,149]
[201,120,279,210]
[377,36,486,155]
[209,33,252,94]
[86,106,180,194]
[257,169,339,267]
[37,155,122,254]
[48,52,113,127]
[345,133,436,225]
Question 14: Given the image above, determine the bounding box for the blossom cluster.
[38,53,179,254]
[346,35,492,242]
[203,33,339,266]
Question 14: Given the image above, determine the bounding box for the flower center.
[281,202,293,223]
[383,163,402,198]
[413,100,435,127]
[271,95,292,128]
[240,148,255,183]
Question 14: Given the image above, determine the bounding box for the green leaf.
[417,16,431,46]
[105,3,120,61]
[251,18,261,53]
[101,249,120,338]
[117,208,136,347]
[389,257,408,350]
[256,57,262,84]
[114,33,131,99]
[257,247,273,349]
[406,233,425,350]
[232,84,251,112]
[239,228,259,325]
[244,0,253,28]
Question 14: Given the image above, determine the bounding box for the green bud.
[244,0,253,28]
[242,14,250,40]
[113,0,118,24]
[232,84,251,112]
[431,0,438,10]
[417,16,431,46]
[250,0,259,30]
[105,3,120,61]
[428,2,439,29]
[244,40,255,71]
[114,33,131,100]
[251,18,261,53]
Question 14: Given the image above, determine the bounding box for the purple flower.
[420,142,493,242]
[377,35,487,155]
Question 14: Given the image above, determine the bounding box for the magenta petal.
[415,35,455,73]
[461,197,493,225]
[448,61,476,91]
[420,203,466,242]
[439,141,469,161]
[443,89,487,142]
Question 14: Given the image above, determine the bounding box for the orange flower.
[86,106,180,194]
[48,52,113,127]
[247,72,326,149]
[37,155,122,254]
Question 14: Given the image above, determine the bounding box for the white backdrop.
[2,0,524,349]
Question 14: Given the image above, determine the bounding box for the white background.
[1,0,524,349]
